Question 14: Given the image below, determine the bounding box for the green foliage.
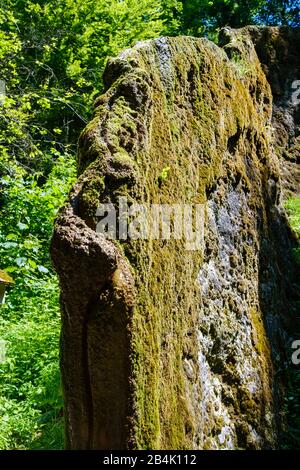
[257,0,300,27]
[0,157,75,449]
[283,197,300,449]
[0,156,75,271]
[285,197,300,263]
[0,0,174,176]
[1,1,298,178]
[175,1,299,36]
[178,0,263,35]
[158,166,171,185]
[285,198,300,235]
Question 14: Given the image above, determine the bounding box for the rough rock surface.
[51,27,300,450]
[245,27,300,197]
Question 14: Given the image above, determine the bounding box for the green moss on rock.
[51,29,299,450]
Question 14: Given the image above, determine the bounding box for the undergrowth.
[0,156,75,449]
[283,197,300,449]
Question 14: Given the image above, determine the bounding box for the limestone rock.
[245,27,300,197]
[51,27,300,450]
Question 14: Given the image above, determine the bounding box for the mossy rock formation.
[51,27,300,450]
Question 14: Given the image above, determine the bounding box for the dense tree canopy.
[257,0,300,26]
[0,0,299,178]
[0,0,173,176]
[179,0,299,35]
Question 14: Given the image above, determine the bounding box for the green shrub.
[0,156,75,449]
[283,197,300,449]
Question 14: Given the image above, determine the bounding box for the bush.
[0,156,75,449]
[283,197,300,449]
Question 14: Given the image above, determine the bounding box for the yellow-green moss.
[249,307,270,356]
[79,174,105,220]
[0,269,14,284]
[67,33,276,449]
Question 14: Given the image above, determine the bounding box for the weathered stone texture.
[244,27,300,196]
[51,27,300,449]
